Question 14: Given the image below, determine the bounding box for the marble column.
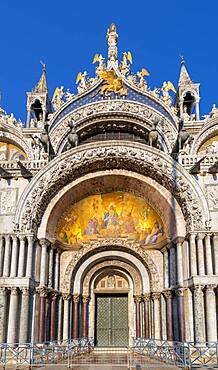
[48,247,54,288]
[18,236,26,277]
[10,236,18,277]
[205,285,217,342]
[0,287,7,342]
[39,239,49,286]
[175,238,184,286]
[195,98,200,121]
[3,235,11,277]
[0,236,4,277]
[191,285,205,342]
[134,295,141,338]
[7,288,19,343]
[26,236,34,278]
[175,288,185,342]
[19,288,30,343]
[38,288,48,343]
[50,292,58,341]
[163,290,173,341]
[142,294,150,339]
[57,296,63,342]
[82,295,90,338]
[162,247,169,289]
[54,249,60,291]
[73,294,80,339]
[169,246,176,287]
[213,234,218,275]
[63,293,71,340]
[204,234,213,275]
[197,234,205,276]
[152,292,161,340]
[189,233,197,276]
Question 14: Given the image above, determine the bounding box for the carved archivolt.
[49,100,178,152]
[82,259,142,295]
[192,118,218,154]
[14,142,209,233]
[63,238,159,292]
[0,126,31,158]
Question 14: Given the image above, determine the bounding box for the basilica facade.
[0,24,218,347]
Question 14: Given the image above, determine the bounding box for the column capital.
[18,234,26,242]
[27,235,35,243]
[142,293,150,302]
[190,284,204,293]
[196,233,205,241]
[173,237,185,244]
[161,246,168,254]
[163,290,173,299]
[134,295,142,303]
[82,295,90,303]
[62,292,71,301]
[37,287,48,298]
[0,287,7,295]
[4,234,11,242]
[10,287,19,296]
[213,233,218,242]
[151,292,161,300]
[72,294,80,303]
[50,291,59,300]
[205,284,216,294]
[175,288,185,297]
[20,287,31,295]
[39,238,50,248]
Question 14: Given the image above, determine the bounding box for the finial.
[180,55,185,65]
[40,60,46,73]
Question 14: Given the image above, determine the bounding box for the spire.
[33,61,48,93]
[178,56,192,85]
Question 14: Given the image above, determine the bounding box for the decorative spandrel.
[56,191,165,247]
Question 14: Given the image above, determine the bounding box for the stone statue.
[151,87,161,99]
[183,105,190,121]
[148,120,159,148]
[65,89,74,101]
[31,135,45,160]
[107,23,118,62]
[52,86,64,110]
[93,54,106,75]
[7,113,16,126]
[120,51,132,76]
[66,122,79,149]
[161,81,172,106]
[76,71,90,94]
[209,103,218,118]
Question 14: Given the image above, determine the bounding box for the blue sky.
[0,0,217,123]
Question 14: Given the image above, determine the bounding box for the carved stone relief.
[0,188,18,214]
[205,185,218,210]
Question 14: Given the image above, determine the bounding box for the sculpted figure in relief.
[120,51,132,76]
[31,135,45,160]
[183,105,191,121]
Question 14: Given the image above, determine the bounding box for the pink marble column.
[134,295,141,338]
[82,295,90,338]
[73,294,80,339]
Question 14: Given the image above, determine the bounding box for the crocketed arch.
[14,141,209,233]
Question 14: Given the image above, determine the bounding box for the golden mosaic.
[56,192,164,246]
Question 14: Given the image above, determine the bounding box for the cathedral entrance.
[95,294,129,347]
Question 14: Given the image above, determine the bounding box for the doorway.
[95,294,129,347]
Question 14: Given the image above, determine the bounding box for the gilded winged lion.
[98,70,128,96]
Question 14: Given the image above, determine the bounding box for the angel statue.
[76,71,89,94]
[93,53,106,74]
[52,86,64,110]
[161,81,176,107]
[120,51,132,76]
[137,68,150,91]
[98,70,127,96]
[65,89,74,102]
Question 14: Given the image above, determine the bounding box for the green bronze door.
[95,294,128,347]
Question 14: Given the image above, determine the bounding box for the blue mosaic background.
[50,83,175,130]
